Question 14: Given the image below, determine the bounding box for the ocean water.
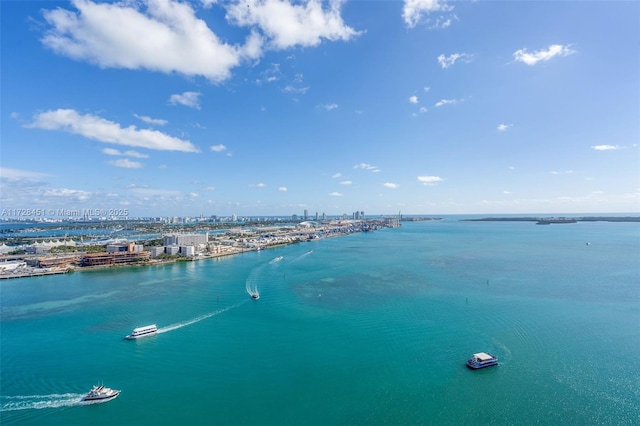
[1,219,639,425]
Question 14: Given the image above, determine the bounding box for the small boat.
[81,385,120,403]
[125,324,157,340]
[466,352,498,369]
[251,293,260,300]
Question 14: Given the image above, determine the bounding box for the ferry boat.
[466,352,498,369]
[125,324,157,340]
[81,385,120,403]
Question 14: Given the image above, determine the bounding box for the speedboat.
[251,293,260,300]
[81,385,120,403]
[466,352,498,369]
[125,324,157,340]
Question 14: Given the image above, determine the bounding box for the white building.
[180,246,195,257]
[163,233,208,246]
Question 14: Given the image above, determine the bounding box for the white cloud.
[102,148,149,158]
[340,180,352,185]
[204,186,216,191]
[250,182,266,188]
[320,103,338,111]
[332,172,342,178]
[402,0,454,29]
[434,98,458,107]
[329,191,343,197]
[43,188,92,200]
[513,44,575,66]
[0,167,50,180]
[424,86,431,92]
[28,109,199,152]
[419,107,428,113]
[10,112,19,119]
[283,85,310,94]
[549,170,574,175]
[497,123,510,132]
[201,0,219,8]
[108,158,144,169]
[354,163,380,172]
[437,53,472,69]
[278,186,288,192]
[41,0,245,83]
[169,92,202,109]
[211,144,227,152]
[134,114,167,126]
[592,144,619,151]
[225,0,361,50]
[257,63,281,84]
[418,175,443,186]
[384,182,399,189]
[409,95,418,104]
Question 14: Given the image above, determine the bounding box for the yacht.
[466,352,498,369]
[125,324,157,340]
[81,385,120,403]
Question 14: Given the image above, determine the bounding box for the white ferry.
[125,324,157,340]
[81,385,120,403]
[466,352,498,369]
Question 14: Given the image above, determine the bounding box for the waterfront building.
[107,243,143,253]
[149,247,165,257]
[163,233,208,247]
[180,246,195,257]
[81,251,149,267]
[165,245,180,255]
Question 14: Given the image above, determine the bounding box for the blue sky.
[1,0,638,218]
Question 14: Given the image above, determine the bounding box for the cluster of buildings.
[1,218,400,279]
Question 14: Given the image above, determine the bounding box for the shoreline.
[0,221,390,280]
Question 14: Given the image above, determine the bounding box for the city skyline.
[1,0,639,217]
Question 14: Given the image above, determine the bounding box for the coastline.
[0,220,393,280]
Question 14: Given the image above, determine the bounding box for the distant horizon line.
[1,211,639,222]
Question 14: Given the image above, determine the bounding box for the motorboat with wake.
[81,385,120,403]
[125,324,157,340]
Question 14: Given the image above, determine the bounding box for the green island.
[462,216,640,225]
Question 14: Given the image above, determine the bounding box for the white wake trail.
[1,393,85,411]
[157,301,247,334]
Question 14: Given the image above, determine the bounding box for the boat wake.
[246,265,262,298]
[289,250,313,264]
[1,393,85,412]
[157,301,247,334]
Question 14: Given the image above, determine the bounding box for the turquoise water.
[1,219,639,425]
